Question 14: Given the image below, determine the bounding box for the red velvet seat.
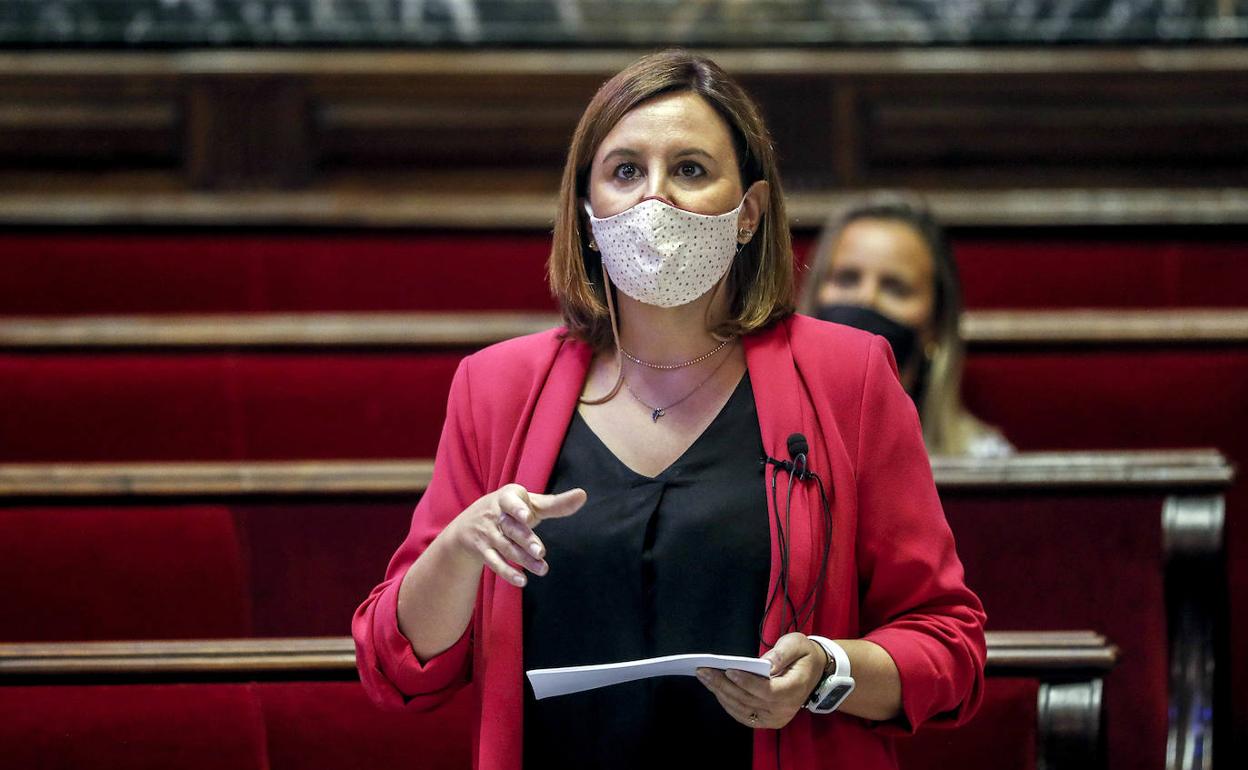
[944,493,1165,770]
[0,676,1036,770]
[0,232,557,315]
[0,682,473,770]
[0,352,462,461]
[896,677,1038,770]
[4,232,1244,316]
[0,684,266,770]
[957,237,1248,309]
[0,499,414,641]
[0,505,250,641]
[258,682,472,770]
[233,499,416,637]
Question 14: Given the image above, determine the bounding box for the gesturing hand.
[450,483,587,587]
[697,632,828,729]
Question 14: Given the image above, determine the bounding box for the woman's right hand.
[448,484,587,587]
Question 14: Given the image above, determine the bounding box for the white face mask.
[586,196,746,308]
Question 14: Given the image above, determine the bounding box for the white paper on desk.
[527,653,772,700]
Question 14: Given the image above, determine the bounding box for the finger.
[711,690,759,728]
[480,547,527,587]
[701,680,769,729]
[528,488,587,522]
[488,525,547,576]
[763,632,815,676]
[497,486,537,528]
[697,669,765,712]
[497,512,545,561]
[723,668,773,699]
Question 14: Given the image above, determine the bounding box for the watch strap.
[808,635,851,678]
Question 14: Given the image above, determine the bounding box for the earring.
[588,238,599,251]
[737,227,753,243]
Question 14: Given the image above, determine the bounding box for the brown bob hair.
[548,49,794,351]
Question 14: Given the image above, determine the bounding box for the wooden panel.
[0,68,179,168]
[313,73,597,172]
[186,75,312,189]
[0,49,1246,196]
[862,77,1248,173]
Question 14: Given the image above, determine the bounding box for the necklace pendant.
[651,408,665,422]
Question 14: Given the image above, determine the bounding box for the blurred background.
[0,3,1245,770]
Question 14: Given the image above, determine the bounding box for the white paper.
[527,653,772,700]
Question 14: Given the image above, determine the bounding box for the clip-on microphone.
[761,433,809,478]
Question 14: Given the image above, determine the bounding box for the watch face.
[817,683,853,710]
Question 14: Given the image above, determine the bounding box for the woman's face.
[817,218,937,345]
[586,90,762,224]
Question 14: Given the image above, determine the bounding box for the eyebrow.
[599,147,716,164]
[674,148,715,161]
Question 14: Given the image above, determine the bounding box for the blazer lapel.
[744,318,820,649]
[479,335,592,770]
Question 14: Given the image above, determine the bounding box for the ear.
[736,180,771,243]
[579,197,599,251]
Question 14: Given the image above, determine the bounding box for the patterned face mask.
[585,196,746,308]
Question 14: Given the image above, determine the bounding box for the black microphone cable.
[757,437,837,770]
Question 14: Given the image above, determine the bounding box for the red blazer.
[353,314,986,770]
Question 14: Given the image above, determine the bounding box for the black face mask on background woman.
[815,304,920,376]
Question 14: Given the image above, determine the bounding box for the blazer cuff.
[372,579,471,699]
[861,626,958,736]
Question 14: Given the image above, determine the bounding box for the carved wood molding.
[3,310,1246,349]
[0,460,435,496]
[961,310,1248,344]
[1,188,1246,228]
[0,631,1112,682]
[0,451,1230,497]
[2,48,1245,78]
[928,450,1234,488]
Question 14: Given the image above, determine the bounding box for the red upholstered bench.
[1,452,1226,770]
[897,678,1038,770]
[0,497,415,641]
[0,351,463,461]
[0,504,250,641]
[2,232,1245,315]
[933,453,1231,770]
[0,232,558,315]
[0,682,473,770]
[0,634,1113,770]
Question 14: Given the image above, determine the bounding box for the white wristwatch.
[805,635,856,714]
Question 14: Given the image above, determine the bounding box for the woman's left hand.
[696,632,827,729]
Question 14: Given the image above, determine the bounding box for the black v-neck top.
[522,373,770,769]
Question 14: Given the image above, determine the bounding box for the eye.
[881,277,915,299]
[613,162,641,181]
[829,268,859,289]
[675,161,705,178]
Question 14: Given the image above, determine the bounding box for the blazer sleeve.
[853,336,987,733]
[352,356,486,711]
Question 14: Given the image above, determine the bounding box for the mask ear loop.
[701,238,748,339]
[578,256,625,406]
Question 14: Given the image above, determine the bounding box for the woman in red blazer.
[354,50,985,770]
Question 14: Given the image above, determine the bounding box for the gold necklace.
[623,343,736,422]
[620,337,731,370]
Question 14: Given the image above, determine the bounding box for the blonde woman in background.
[800,194,1013,458]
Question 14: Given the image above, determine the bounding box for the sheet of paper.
[527,653,772,700]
